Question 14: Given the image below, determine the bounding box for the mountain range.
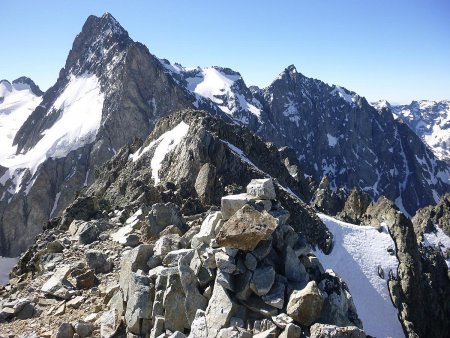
[0,12,449,338]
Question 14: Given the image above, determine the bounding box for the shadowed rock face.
[412,192,450,238]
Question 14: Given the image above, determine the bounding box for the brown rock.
[287,281,324,326]
[216,204,278,251]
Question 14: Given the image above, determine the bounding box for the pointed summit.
[286,64,298,74]
[64,13,132,76]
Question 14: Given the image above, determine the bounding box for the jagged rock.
[74,322,95,338]
[215,251,237,274]
[271,313,293,329]
[146,202,185,236]
[362,196,398,228]
[253,327,278,338]
[413,192,450,237]
[242,295,278,317]
[73,269,96,289]
[67,296,85,309]
[311,176,345,216]
[47,240,65,253]
[16,302,35,319]
[195,163,217,204]
[124,272,154,335]
[153,234,181,258]
[55,322,75,338]
[250,265,275,296]
[246,179,276,200]
[252,238,273,261]
[163,271,188,332]
[191,212,223,249]
[284,246,307,283]
[77,222,100,245]
[85,250,113,273]
[244,253,257,271]
[217,269,234,291]
[205,278,237,337]
[221,193,257,220]
[100,309,121,338]
[262,282,285,309]
[189,310,208,338]
[178,250,208,325]
[216,204,278,251]
[169,332,187,338]
[337,187,371,224]
[287,281,325,326]
[163,248,193,267]
[41,265,72,299]
[309,323,365,338]
[217,327,252,338]
[150,316,164,338]
[119,233,140,247]
[235,269,253,300]
[278,323,302,338]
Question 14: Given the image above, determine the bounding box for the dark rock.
[337,187,371,224]
[85,250,113,273]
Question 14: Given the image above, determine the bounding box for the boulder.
[246,178,276,200]
[279,323,302,338]
[337,187,371,225]
[100,309,121,338]
[262,282,285,309]
[195,163,216,204]
[310,323,366,338]
[287,281,325,326]
[216,204,278,251]
[85,250,113,273]
[250,265,276,296]
[189,310,208,338]
[153,234,181,258]
[41,265,72,299]
[54,323,75,338]
[125,272,154,335]
[191,211,223,248]
[74,321,95,338]
[284,247,307,283]
[146,202,185,236]
[221,193,257,220]
[205,278,237,337]
[163,271,188,332]
[47,240,65,253]
[77,222,100,245]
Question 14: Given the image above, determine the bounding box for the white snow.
[0,256,18,285]
[0,82,42,162]
[331,86,356,105]
[50,192,61,217]
[129,121,189,184]
[422,226,450,268]
[326,133,338,147]
[315,214,404,338]
[0,73,104,194]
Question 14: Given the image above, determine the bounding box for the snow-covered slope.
[0,74,104,194]
[373,100,450,163]
[315,214,405,338]
[0,79,42,162]
[159,59,263,124]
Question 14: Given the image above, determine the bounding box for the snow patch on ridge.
[129,121,190,184]
[315,214,404,338]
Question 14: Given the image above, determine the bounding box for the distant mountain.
[160,60,450,216]
[0,77,43,162]
[1,13,449,256]
[373,100,450,163]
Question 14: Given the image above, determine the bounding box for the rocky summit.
[0,177,363,338]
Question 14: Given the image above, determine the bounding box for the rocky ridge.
[0,178,365,338]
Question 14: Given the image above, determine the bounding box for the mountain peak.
[64,12,132,76]
[12,76,43,96]
[286,64,298,74]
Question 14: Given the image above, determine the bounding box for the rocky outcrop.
[412,193,450,237]
[311,176,345,216]
[369,197,450,338]
[337,187,371,225]
[0,178,363,337]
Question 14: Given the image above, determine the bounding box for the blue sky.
[1,0,449,103]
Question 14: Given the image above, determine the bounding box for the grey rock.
[262,282,285,309]
[221,193,257,220]
[150,316,165,338]
[178,250,208,325]
[85,250,113,273]
[41,265,72,299]
[47,240,65,253]
[216,269,234,291]
[188,309,208,338]
[55,323,75,338]
[215,251,237,274]
[250,265,275,296]
[241,295,278,317]
[278,323,301,338]
[120,233,140,247]
[205,279,237,337]
[217,327,252,338]
[195,163,217,205]
[235,270,253,301]
[124,272,153,335]
[100,309,121,338]
[337,187,371,225]
[284,246,307,283]
[246,178,276,200]
[163,272,188,332]
[163,248,193,267]
[191,212,223,249]
[147,202,185,236]
[271,313,293,329]
[169,332,187,338]
[252,238,273,261]
[153,234,181,258]
[310,323,365,338]
[244,253,257,271]
[78,223,100,245]
[74,322,95,338]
